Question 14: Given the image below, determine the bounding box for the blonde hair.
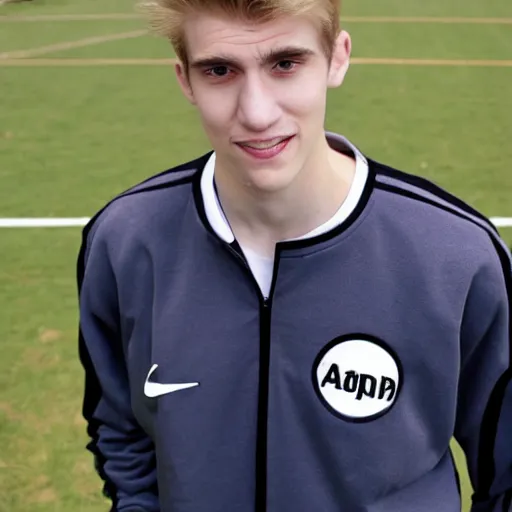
[139,0,341,67]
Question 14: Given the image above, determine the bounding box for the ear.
[175,61,196,105]
[327,30,351,88]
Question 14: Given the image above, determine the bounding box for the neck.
[214,136,356,257]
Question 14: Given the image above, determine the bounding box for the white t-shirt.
[200,133,369,298]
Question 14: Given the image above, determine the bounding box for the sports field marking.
[0,57,175,66]
[1,217,511,228]
[0,218,92,228]
[0,13,142,22]
[354,58,512,67]
[0,30,147,60]
[1,14,512,24]
[341,16,512,24]
[492,218,512,228]
[2,57,512,67]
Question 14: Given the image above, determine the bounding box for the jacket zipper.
[256,297,271,512]
[226,244,272,512]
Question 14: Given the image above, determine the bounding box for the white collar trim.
[200,133,369,244]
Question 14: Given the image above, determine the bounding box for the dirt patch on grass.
[22,346,61,368]
[74,411,85,427]
[27,476,58,504]
[0,401,23,422]
[38,328,62,343]
[31,487,58,503]
[73,458,104,498]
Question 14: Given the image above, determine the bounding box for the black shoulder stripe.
[78,152,213,277]
[77,172,195,292]
[376,180,512,503]
[118,173,195,201]
[130,151,212,188]
[374,181,496,236]
[374,160,499,234]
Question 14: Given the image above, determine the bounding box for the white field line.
[3,57,512,67]
[0,30,147,60]
[0,217,511,228]
[1,14,512,24]
[0,218,91,228]
[492,218,512,228]
[0,57,177,66]
[340,16,512,24]
[0,14,142,22]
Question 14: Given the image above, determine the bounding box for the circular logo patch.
[312,334,402,422]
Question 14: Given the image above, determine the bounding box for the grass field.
[1,0,511,511]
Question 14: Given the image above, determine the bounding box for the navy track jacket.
[78,143,512,512]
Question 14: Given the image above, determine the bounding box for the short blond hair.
[140,0,341,67]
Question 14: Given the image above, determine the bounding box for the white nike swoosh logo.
[144,364,199,398]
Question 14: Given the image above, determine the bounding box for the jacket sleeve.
[77,219,159,512]
[454,238,512,512]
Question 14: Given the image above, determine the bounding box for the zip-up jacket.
[78,148,512,512]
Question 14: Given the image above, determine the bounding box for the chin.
[243,166,298,194]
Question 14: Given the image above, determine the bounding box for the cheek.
[278,75,328,121]
[194,91,235,139]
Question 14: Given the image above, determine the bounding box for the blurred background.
[1,0,511,510]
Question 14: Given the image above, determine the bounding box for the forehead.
[182,13,324,62]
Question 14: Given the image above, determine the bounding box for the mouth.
[235,135,295,160]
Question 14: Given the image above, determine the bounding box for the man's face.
[176,12,350,193]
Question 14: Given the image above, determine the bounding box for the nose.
[236,73,281,132]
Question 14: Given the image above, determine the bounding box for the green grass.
[2,0,512,16]
[0,0,135,16]
[346,23,512,60]
[2,66,510,221]
[40,24,512,60]
[0,20,144,53]
[0,0,511,510]
[39,33,174,59]
[0,67,205,216]
[0,229,110,512]
[342,0,512,17]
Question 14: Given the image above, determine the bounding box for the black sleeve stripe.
[502,488,512,512]
[373,160,499,234]
[76,153,211,505]
[77,229,120,506]
[78,327,120,507]
[375,180,512,502]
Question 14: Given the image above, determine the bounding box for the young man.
[77,1,512,511]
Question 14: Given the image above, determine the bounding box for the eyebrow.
[189,45,316,70]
